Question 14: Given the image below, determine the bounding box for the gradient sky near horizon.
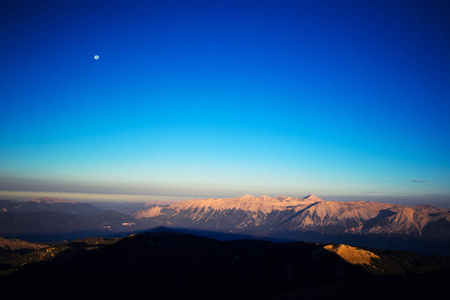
[1,0,450,205]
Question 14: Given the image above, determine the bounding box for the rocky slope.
[133,195,450,246]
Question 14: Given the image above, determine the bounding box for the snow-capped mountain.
[133,195,450,242]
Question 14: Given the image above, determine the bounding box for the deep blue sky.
[1,0,450,205]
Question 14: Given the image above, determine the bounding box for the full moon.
[94,55,99,60]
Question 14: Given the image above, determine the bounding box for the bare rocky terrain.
[133,195,450,254]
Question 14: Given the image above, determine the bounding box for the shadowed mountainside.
[0,231,449,300]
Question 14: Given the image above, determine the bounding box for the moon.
[94,55,99,60]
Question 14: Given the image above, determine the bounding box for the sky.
[1,0,450,206]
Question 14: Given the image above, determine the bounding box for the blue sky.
[1,0,449,205]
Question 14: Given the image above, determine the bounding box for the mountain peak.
[302,194,323,201]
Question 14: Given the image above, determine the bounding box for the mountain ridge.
[30,197,79,204]
[133,195,450,247]
[0,198,100,216]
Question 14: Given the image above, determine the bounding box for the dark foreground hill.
[0,231,449,300]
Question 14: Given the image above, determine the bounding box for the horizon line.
[0,190,449,208]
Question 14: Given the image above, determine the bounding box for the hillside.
[0,231,449,299]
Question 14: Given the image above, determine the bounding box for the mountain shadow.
[0,231,449,300]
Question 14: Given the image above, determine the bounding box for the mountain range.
[132,195,450,254]
[0,197,147,241]
[0,197,100,215]
[1,195,449,255]
[1,195,450,298]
